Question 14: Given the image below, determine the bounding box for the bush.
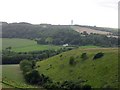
[60,55,62,57]
[83,84,91,90]
[81,53,88,60]
[19,60,33,73]
[43,80,92,89]
[69,56,76,65]
[24,70,40,84]
[93,52,104,60]
[31,60,36,69]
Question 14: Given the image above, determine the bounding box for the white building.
[63,44,68,47]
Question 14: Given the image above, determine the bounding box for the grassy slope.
[2,38,61,52]
[37,48,118,88]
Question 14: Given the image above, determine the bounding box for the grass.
[2,65,25,83]
[2,38,62,52]
[2,65,40,88]
[79,45,99,48]
[37,48,118,88]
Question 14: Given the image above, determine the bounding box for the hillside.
[2,22,118,39]
[2,22,75,39]
[71,25,118,38]
[2,22,119,47]
[36,48,118,88]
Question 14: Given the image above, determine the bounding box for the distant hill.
[2,22,119,47]
[2,22,76,39]
[36,48,118,88]
[2,22,118,38]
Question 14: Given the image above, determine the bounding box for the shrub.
[43,80,92,89]
[19,60,33,73]
[60,55,62,57]
[83,84,92,90]
[24,70,40,84]
[93,52,104,60]
[81,53,88,60]
[31,60,36,69]
[69,56,76,65]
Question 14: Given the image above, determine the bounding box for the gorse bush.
[81,53,88,60]
[93,52,104,60]
[69,56,76,65]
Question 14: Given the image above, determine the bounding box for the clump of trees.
[93,52,104,60]
[20,60,50,85]
[24,70,40,84]
[20,60,33,73]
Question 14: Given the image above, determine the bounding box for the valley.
[1,22,119,89]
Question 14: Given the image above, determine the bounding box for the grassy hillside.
[2,38,61,52]
[2,65,41,88]
[37,48,118,88]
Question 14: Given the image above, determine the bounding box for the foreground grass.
[0,65,2,89]
[2,38,61,52]
[2,65,25,83]
[2,65,41,88]
[37,48,118,88]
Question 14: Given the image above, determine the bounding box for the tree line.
[2,47,73,64]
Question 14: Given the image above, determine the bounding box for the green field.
[2,65,41,88]
[2,38,62,52]
[37,48,118,88]
[79,45,99,48]
[2,65,25,83]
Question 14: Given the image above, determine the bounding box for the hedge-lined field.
[2,38,61,52]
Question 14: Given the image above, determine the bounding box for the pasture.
[2,38,62,52]
[37,48,118,88]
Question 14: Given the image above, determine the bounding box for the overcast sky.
[0,0,119,28]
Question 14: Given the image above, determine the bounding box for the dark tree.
[93,52,104,60]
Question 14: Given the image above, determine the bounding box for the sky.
[0,0,119,28]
